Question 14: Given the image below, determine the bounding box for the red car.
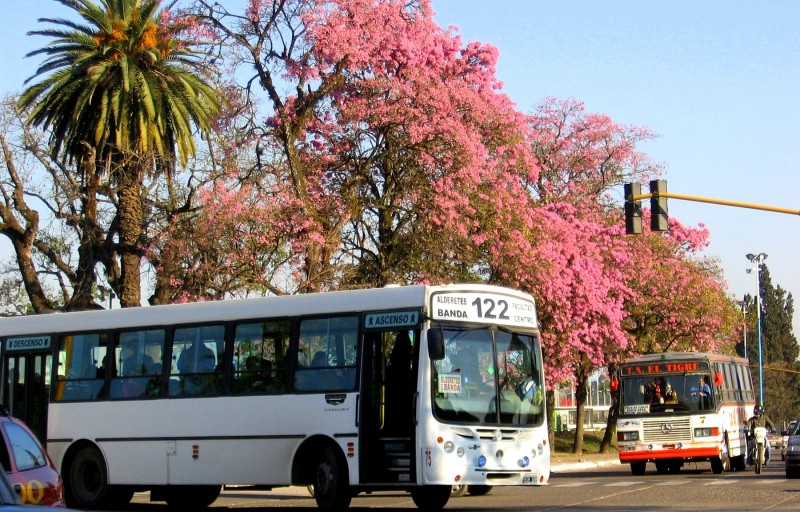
[0,406,65,507]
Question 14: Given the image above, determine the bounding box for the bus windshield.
[620,373,714,415]
[432,328,543,426]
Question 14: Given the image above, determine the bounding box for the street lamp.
[746,252,767,406]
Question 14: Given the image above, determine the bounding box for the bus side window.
[57,333,108,401]
[170,325,224,397]
[232,320,290,395]
[294,316,358,392]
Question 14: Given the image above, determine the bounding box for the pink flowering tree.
[170,0,535,295]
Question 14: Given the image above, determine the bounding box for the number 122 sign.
[430,291,537,329]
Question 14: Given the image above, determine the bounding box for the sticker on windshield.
[439,374,463,393]
[624,404,651,414]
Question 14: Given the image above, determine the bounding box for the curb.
[550,458,621,473]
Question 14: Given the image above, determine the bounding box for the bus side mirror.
[427,328,445,360]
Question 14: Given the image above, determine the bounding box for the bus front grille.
[642,417,692,443]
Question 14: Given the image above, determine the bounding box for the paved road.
[121,458,799,510]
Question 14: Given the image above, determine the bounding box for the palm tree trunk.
[117,166,144,307]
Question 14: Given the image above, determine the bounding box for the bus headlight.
[617,431,639,442]
[456,447,465,457]
[443,441,454,453]
[694,427,720,437]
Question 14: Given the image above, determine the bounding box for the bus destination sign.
[364,311,420,330]
[622,361,709,376]
[430,292,537,328]
[5,336,52,352]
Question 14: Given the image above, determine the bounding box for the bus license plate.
[523,475,535,484]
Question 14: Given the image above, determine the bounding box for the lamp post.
[746,252,767,406]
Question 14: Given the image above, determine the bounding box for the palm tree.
[19,0,220,308]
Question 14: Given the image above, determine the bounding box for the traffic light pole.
[629,191,800,216]
[624,181,800,235]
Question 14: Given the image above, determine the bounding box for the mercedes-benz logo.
[661,422,673,434]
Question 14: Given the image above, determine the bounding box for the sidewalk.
[550,451,621,473]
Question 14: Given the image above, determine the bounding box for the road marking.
[653,480,689,486]
[605,481,644,486]
[704,479,739,485]
[754,478,787,484]
[553,481,597,487]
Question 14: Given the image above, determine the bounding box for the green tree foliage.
[746,264,799,427]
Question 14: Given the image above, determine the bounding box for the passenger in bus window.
[311,351,328,368]
[178,341,215,374]
[96,355,113,378]
[663,383,679,404]
[698,376,712,409]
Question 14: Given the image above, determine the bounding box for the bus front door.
[359,330,417,485]
[1,352,53,443]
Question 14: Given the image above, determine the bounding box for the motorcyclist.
[747,404,775,465]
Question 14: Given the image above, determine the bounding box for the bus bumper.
[619,444,720,463]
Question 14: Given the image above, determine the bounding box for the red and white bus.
[616,352,755,475]
[0,284,549,510]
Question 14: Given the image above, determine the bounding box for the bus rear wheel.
[410,485,451,511]
[312,446,351,510]
[65,445,111,509]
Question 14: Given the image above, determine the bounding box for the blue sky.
[429,1,800,337]
[1,1,798,337]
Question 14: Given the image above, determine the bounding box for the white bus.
[616,352,755,475]
[0,284,549,510]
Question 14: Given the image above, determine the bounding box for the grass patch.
[553,430,613,454]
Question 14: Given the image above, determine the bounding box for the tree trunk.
[572,370,589,454]
[117,166,144,307]
[600,363,619,453]
[66,155,103,311]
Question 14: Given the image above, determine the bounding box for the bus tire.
[410,485,451,511]
[630,462,646,475]
[450,484,468,497]
[164,485,221,508]
[467,485,492,496]
[312,445,351,510]
[64,444,111,509]
[710,456,725,474]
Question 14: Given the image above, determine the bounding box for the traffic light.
[650,179,668,231]
[624,183,642,234]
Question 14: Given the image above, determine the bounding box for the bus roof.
[622,352,749,365]
[0,283,536,337]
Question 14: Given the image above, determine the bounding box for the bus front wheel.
[65,445,110,509]
[467,485,492,496]
[410,485,451,511]
[312,446,351,510]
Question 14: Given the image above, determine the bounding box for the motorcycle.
[752,426,768,474]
